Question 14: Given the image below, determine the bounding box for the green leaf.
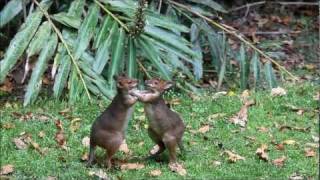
[74,3,99,60]
[51,43,65,78]
[67,0,85,18]
[186,0,227,13]
[138,38,171,80]
[53,55,71,98]
[238,45,249,90]
[108,27,125,89]
[190,23,203,80]
[24,33,58,106]
[217,60,226,90]
[0,0,23,28]
[127,38,137,78]
[251,52,260,88]
[144,26,196,58]
[93,15,113,49]
[52,12,81,29]
[26,21,51,57]
[0,0,52,83]
[264,61,278,89]
[68,66,84,103]
[93,22,117,74]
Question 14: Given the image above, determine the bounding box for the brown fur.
[131,78,185,163]
[87,75,138,169]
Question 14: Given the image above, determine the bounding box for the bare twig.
[167,0,297,80]
[94,0,129,32]
[229,1,319,12]
[33,0,92,101]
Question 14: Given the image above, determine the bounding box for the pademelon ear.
[163,81,174,90]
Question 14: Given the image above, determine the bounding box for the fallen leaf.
[313,92,320,101]
[240,89,250,102]
[189,93,201,101]
[0,164,14,175]
[13,138,28,150]
[30,141,44,155]
[120,163,145,170]
[88,169,109,179]
[272,156,286,167]
[82,137,90,147]
[212,91,227,99]
[138,141,144,146]
[46,176,57,180]
[312,135,319,142]
[59,108,71,116]
[224,150,245,163]
[305,143,319,148]
[283,139,296,145]
[70,118,81,133]
[169,162,187,176]
[2,122,15,129]
[81,152,89,161]
[55,120,67,150]
[38,131,45,138]
[256,144,268,161]
[149,169,162,176]
[198,125,210,133]
[0,79,13,93]
[296,109,304,115]
[271,87,287,97]
[289,172,304,180]
[257,126,269,133]
[229,100,255,127]
[212,161,221,166]
[150,145,160,155]
[304,148,316,157]
[119,140,131,155]
[275,143,285,151]
[208,113,226,121]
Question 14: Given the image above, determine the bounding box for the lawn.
[0,82,318,179]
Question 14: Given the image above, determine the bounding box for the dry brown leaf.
[55,120,67,149]
[13,138,28,150]
[283,139,296,145]
[82,137,90,147]
[304,148,316,157]
[272,156,286,167]
[119,140,131,155]
[149,169,162,176]
[70,118,81,133]
[257,126,269,133]
[240,89,250,102]
[81,152,89,161]
[313,92,320,101]
[229,100,255,127]
[275,143,285,151]
[296,109,304,115]
[224,150,245,163]
[120,163,145,170]
[256,144,268,161]
[0,164,14,175]
[59,108,71,116]
[88,169,109,179]
[0,79,13,93]
[189,93,201,101]
[2,122,15,129]
[212,91,227,99]
[169,162,187,176]
[208,113,226,121]
[198,125,210,134]
[150,145,160,155]
[38,131,45,138]
[271,87,287,97]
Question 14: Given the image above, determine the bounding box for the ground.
[0,82,318,179]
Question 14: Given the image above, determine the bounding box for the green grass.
[1,82,319,179]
